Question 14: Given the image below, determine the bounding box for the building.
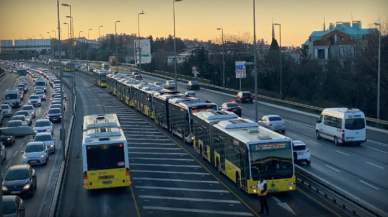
[0,39,51,55]
[302,21,377,61]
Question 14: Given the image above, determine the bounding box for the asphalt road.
[0,66,72,217]
[56,70,347,217]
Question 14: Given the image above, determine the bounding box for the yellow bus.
[92,69,110,87]
[192,115,296,194]
[82,114,131,190]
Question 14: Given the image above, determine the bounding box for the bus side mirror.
[316,119,321,123]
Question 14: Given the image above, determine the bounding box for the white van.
[35,79,47,93]
[316,108,367,146]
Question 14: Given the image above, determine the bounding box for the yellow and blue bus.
[192,115,296,194]
[93,69,110,87]
[82,114,131,190]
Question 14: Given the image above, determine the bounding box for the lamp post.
[217,28,225,87]
[173,0,182,90]
[274,23,282,99]
[79,31,83,38]
[0,127,36,216]
[63,23,69,39]
[115,20,120,55]
[374,22,381,120]
[138,10,145,73]
[79,31,83,64]
[253,0,258,122]
[99,25,103,62]
[88,28,92,69]
[62,3,72,61]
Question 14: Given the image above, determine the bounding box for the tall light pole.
[374,22,381,120]
[79,31,83,64]
[173,0,182,90]
[253,0,258,122]
[88,28,92,40]
[87,28,92,70]
[115,20,120,55]
[99,25,103,62]
[63,23,69,39]
[138,10,145,72]
[52,30,56,60]
[217,28,225,87]
[79,30,83,38]
[274,23,282,99]
[62,3,72,61]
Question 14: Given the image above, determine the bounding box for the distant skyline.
[0,0,387,47]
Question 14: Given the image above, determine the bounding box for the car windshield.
[242,93,251,96]
[269,116,283,121]
[191,81,199,84]
[48,109,61,114]
[1,105,8,109]
[13,116,25,121]
[35,121,49,127]
[250,142,294,180]
[293,144,306,151]
[22,106,33,110]
[2,201,16,214]
[5,94,17,100]
[29,96,39,99]
[50,105,61,109]
[227,103,239,107]
[36,91,44,95]
[34,134,52,141]
[345,118,365,130]
[5,169,30,181]
[7,121,22,127]
[36,81,45,86]
[25,144,44,152]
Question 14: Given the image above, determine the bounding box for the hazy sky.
[0,0,387,47]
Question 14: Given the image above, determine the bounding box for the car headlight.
[23,155,27,159]
[50,144,54,147]
[40,154,45,158]
[46,116,50,119]
[2,186,8,191]
[23,184,31,190]
[59,116,62,118]
[46,129,50,132]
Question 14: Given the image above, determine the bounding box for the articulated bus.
[93,70,110,87]
[107,74,127,95]
[82,114,131,190]
[137,86,163,118]
[153,91,187,129]
[192,115,296,194]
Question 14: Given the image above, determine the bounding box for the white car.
[33,119,53,135]
[21,142,49,165]
[21,105,36,118]
[184,91,197,98]
[154,82,163,87]
[51,100,65,110]
[33,133,55,154]
[258,115,286,133]
[35,90,46,101]
[1,104,12,117]
[293,141,311,165]
[28,95,41,107]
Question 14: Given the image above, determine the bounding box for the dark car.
[46,108,62,123]
[236,91,253,103]
[2,165,37,198]
[219,102,242,117]
[1,135,15,146]
[2,195,25,217]
[187,81,200,90]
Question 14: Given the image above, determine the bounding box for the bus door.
[219,137,226,173]
[239,146,248,190]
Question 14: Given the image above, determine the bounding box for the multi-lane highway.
[55,69,347,217]
[0,65,72,217]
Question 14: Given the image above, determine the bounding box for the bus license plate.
[103,181,112,185]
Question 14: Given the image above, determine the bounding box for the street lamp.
[217,28,225,87]
[99,25,103,62]
[58,0,66,159]
[63,23,69,39]
[88,28,92,40]
[66,16,73,62]
[274,23,282,99]
[79,31,83,63]
[0,127,36,216]
[138,10,145,73]
[374,22,381,120]
[173,0,182,91]
[115,20,120,55]
[253,0,258,122]
[79,31,83,38]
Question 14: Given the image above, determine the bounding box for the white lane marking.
[136,186,229,193]
[130,157,193,161]
[131,163,201,168]
[359,180,380,190]
[308,140,321,145]
[131,170,209,175]
[12,151,18,157]
[133,177,218,183]
[361,144,388,155]
[368,140,388,148]
[139,195,238,203]
[20,142,24,148]
[271,195,281,203]
[366,162,384,169]
[6,161,12,168]
[324,164,341,172]
[335,150,349,156]
[128,147,180,150]
[142,206,253,216]
[286,132,297,137]
[24,137,27,140]
[129,152,187,155]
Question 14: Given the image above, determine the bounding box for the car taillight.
[227,108,232,111]
[269,123,272,126]
[241,95,244,98]
[239,107,242,109]
[342,129,345,138]
[251,95,253,98]
[84,171,88,179]
[283,121,285,125]
[126,168,130,176]
[306,148,309,152]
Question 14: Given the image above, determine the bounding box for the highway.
[0,66,72,217]
[56,69,347,217]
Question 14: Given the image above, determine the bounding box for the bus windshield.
[86,143,125,170]
[101,74,107,82]
[249,142,293,180]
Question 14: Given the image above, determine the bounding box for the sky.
[0,0,387,47]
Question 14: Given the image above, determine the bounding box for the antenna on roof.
[323,17,326,31]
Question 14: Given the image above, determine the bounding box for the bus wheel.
[236,174,242,190]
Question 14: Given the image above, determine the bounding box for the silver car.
[164,80,176,90]
[33,119,53,135]
[35,90,46,101]
[258,115,286,133]
[21,142,49,165]
[33,133,55,154]
[11,115,29,127]
[1,104,12,117]
[21,105,36,118]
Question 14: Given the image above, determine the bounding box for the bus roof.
[83,114,121,131]
[193,111,238,123]
[214,118,291,146]
[83,127,126,144]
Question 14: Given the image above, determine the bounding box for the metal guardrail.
[296,166,388,217]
